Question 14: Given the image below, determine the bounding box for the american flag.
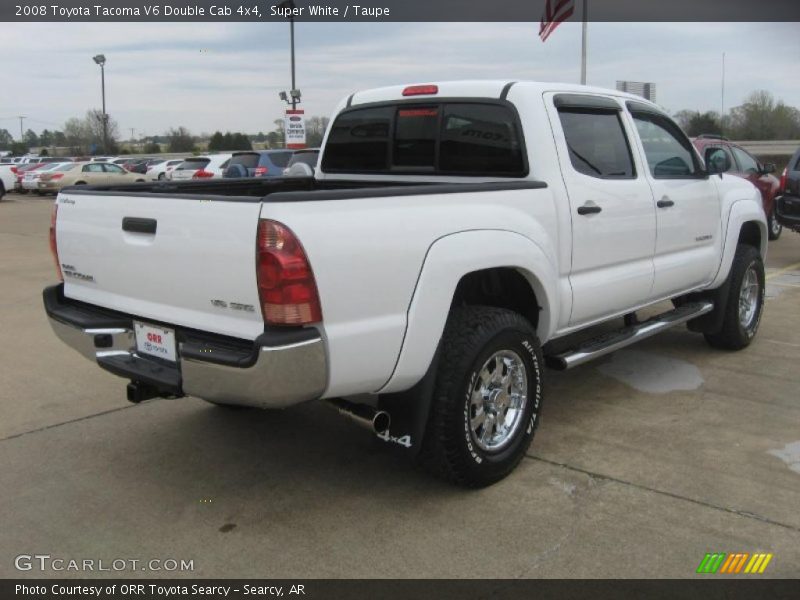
[539,0,575,42]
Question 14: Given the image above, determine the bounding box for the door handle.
[122,217,157,234]
[657,198,675,208]
[577,203,602,215]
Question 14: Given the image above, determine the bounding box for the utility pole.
[17,116,26,141]
[93,54,108,154]
[720,52,726,130]
[580,0,587,85]
[290,13,296,109]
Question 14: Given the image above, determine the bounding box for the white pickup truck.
[44,81,767,487]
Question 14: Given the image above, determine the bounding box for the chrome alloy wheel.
[738,265,760,329]
[469,350,528,452]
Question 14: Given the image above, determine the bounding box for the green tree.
[52,131,67,146]
[232,133,252,150]
[167,127,196,152]
[143,141,161,154]
[727,91,800,140]
[39,129,53,147]
[0,128,13,150]
[24,129,39,147]
[208,131,225,151]
[10,141,28,155]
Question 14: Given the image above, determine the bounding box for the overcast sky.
[1,21,798,139]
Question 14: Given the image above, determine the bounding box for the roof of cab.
[347,80,662,112]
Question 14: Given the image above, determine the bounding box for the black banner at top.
[3,0,800,22]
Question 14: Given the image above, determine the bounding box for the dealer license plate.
[134,322,177,362]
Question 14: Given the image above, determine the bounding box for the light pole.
[92,54,108,154]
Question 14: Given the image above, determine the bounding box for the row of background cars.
[0,148,321,198]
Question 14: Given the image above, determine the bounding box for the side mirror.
[706,150,731,176]
[761,163,776,175]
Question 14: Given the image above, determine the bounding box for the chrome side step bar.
[545,301,714,371]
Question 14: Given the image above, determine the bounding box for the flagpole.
[580,0,587,84]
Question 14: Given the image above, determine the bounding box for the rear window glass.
[288,151,320,167]
[323,106,393,172]
[321,102,525,176]
[394,107,438,168]
[230,154,259,169]
[268,152,293,168]
[177,158,209,170]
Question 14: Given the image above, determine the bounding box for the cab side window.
[630,110,702,179]
[731,146,759,175]
[103,164,125,174]
[83,164,104,173]
[557,108,636,179]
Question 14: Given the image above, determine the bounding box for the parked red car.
[692,135,782,240]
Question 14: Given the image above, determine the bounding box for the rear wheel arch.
[451,267,541,332]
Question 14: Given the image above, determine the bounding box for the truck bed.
[61,177,543,202]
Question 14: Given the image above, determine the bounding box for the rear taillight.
[50,174,64,180]
[779,167,788,193]
[10,167,17,174]
[49,204,62,282]
[254,166,268,176]
[193,169,213,179]
[256,220,322,326]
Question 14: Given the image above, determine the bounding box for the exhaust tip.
[372,411,391,435]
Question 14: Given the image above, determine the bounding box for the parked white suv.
[44,81,766,486]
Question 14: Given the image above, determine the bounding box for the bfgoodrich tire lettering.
[420,306,543,488]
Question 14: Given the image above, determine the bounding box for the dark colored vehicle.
[283,148,320,174]
[692,135,782,240]
[223,150,294,178]
[124,158,160,174]
[776,146,800,233]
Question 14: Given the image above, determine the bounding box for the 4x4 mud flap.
[376,349,440,458]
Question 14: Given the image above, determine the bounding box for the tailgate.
[55,192,264,340]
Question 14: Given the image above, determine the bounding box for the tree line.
[674,90,800,139]
[0,113,331,156]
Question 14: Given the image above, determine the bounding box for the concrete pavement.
[1,193,798,578]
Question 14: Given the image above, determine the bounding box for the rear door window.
[557,109,635,179]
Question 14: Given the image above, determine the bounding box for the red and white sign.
[134,321,177,362]
[285,109,306,149]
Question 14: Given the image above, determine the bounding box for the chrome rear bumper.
[44,285,327,408]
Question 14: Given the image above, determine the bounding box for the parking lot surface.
[1,192,799,578]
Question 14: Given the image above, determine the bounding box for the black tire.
[0,182,5,200]
[420,306,543,488]
[74,181,87,185]
[768,207,783,241]
[158,173,166,180]
[704,244,765,350]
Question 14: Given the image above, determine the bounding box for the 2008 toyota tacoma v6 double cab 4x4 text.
[44,81,768,487]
